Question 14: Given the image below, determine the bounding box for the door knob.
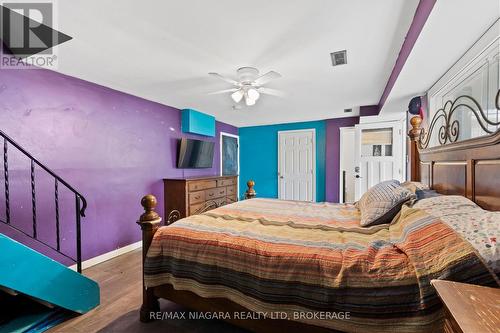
[355,175,362,179]
[280,176,284,179]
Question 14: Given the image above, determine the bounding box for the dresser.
[163,175,238,224]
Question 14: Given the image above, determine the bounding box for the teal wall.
[239,120,326,201]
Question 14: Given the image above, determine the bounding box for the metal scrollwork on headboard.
[167,209,180,225]
[418,91,500,149]
[497,88,500,111]
[192,200,219,215]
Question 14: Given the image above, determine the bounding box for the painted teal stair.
[0,233,100,332]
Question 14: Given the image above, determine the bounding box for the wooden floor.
[48,249,245,333]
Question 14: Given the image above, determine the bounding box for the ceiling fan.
[208,67,283,106]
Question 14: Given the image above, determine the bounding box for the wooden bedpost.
[245,180,256,199]
[408,116,422,182]
[137,194,162,322]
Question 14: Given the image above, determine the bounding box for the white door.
[278,129,315,201]
[354,120,405,201]
[339,127,356,203]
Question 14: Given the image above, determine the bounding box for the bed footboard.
[137,194,162,322]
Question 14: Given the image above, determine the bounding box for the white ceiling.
[381,0,500,114]
[51,0,419,127]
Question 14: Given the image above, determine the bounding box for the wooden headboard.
[408,92,500,211]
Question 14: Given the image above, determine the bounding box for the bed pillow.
[415,189,441,200]
[401,181,430,193]
[413,195,480,214]
[356,180,416,227]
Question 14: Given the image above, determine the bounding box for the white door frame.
[339,126,355,203]
[220,132,240,196]
[277,128,316,202]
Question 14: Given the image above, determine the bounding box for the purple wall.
[359,105,379,117]
[0,64,237,263]
[325,116,359,203]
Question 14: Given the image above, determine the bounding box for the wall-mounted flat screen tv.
[177,138,215,168]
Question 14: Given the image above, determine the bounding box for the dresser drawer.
[227,194,237,203]
[189,191,205,204]
[226,185,236,196]
[189,202,205,215]
[206,187,225,200]
[217,178,235,187]
[188,180,216,192]
[216,187,226,198]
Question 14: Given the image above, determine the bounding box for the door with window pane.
[354,120,405,200]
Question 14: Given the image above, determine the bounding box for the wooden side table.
[431,280,500,333]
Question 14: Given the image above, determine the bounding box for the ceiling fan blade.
[258,87,285,97]
[254,71,282,85]
[207,88,239,95]
[208,72,239,85]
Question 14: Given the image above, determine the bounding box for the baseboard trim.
[69,241,142,271]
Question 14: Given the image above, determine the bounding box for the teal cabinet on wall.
[181,109,216,137]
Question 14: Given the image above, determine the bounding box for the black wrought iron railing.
[0,130,87,272]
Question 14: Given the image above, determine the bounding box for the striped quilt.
[144,198,498,333]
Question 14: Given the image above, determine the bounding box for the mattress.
[144,198,497,333]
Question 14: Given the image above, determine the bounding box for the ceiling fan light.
[247,88,260,101]
[231,90,244,103]
[245,97,256,106]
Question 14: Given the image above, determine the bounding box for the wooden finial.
[140,194,160,222]
[245,180,256,199]
[408,115,422,141]
[137,194,162,322]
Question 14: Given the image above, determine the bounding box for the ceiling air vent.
[344,108,352,113]
[331,50,347,66]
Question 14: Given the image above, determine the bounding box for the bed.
[136,95,500,333]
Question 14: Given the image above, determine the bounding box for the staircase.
[0,130,100,332]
